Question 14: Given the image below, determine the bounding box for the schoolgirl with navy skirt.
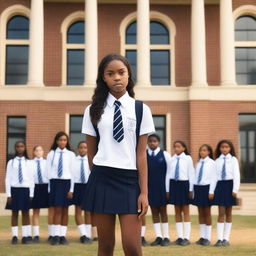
[70,141,92,244]
[81,53,155,256]
[147,134,171,247]
[5,141,34,245]
[192,144,217,246]
[213,140,240,247]
[165,141,195,246]
[47,131,76,245]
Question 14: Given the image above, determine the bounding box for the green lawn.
[0,215,255,256]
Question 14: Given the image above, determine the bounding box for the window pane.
[67,49,85,85]
[151,50,170,85]
[70,115,85,152]
[7,15,29,39]
[150,21,169,44]
[67,21,85,44]
[126,21,137,44]
[153,115,166,149]
[7,117,26,161]
[125,50,137,82]
[6,45,28,85]
[235,16,256,41]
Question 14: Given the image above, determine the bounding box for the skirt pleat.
[70,183,87,206]
[192,185,212,207]
[168,180,190,205]
[32,184,49,209]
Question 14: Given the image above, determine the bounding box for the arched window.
[5,15,29,85]
[235,15,256,85]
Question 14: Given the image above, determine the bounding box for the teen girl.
[47,131,76,245]
[147,134,171,246]
[70,141,92,244]
[192,144,217,246]
[81,53,155,256]
[213,140,240,247]
[5,141,34,244]
[165,141,195,246]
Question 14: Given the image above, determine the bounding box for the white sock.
[141,225,146,237]
[54,225,61,237]
[205,225,212,241]
[22,226,27,238]
[61,226,67,237]
[161,223,169,239]
[77,224,86,237]
[200,224,206,238]
[176,222,183,239]
[153,223,162,238]
[33,226,39,237]
[217,222,224,241]
[92,226,98,238]
[26,225,32,237]
[184,222,191,240]
[85,224,92,238]
[224,222,232,241]
[12,226,18,237]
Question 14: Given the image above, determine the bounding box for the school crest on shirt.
[127,117,136,131]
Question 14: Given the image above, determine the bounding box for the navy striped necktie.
[197,160,204,184]
[80,158,86,183]
[58,152,63,177]
[18,158,23,184]
[174,157,180,181]
[36,159,43,184]
[113,100,124,143]
[221,156,227,180]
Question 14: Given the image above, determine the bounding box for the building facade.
[0,0,256,206]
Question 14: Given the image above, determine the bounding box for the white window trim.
[60,11,85,86]
[119,11,176,86]
[0,5,30,86]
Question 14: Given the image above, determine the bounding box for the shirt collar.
[34,157,43,161]
[15,156,25,160]
[77,155,87,160]
[56,147,67,153]
[148,147,160,156]
[107,92,130,108]
[200,156,209,162]
[221,153,231,159]
[174,152,186,158]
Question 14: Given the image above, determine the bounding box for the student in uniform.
[47,131,76,246]
[192,144,217,246]
[70,141,92,244]
[147,134,171,246]
[213,140,240,247]
[165,141,195,246]
[5,141,34,245]
[81,53,155,256]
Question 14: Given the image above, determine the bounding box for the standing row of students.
[142,135,240,247]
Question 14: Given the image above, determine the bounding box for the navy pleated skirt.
[148,182,167,207]
[81,165,140,214]
[70,183,87,206]
[192,185,212,207]
[168,180,190,205]
[32,184,49,209]
[5,187,31,211]
[49,179,71,207]
[212,180,236,206]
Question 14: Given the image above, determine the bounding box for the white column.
[84,0,98,86]
[220,0,236,86]
[27,0,44,86]
[191,0,207,86]
[137,0,151,86]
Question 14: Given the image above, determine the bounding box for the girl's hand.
[166,192,170,200]
[68,192,73,200]
[232,192,237,198]
[189,191,193,199]
[7,197,12,204]
[137,193,148,219]
[208,194,214,200]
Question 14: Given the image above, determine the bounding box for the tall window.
[6,15,29,85]
[125,20,172,85]
[69,115,85,152]
[153,115,166,149]
[66,21,85,85]
[7,117,26,161]
[235,16,256,85]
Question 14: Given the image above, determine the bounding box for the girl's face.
[174,142,185,155]
[16,142,26,156]
[78,143,87,156]
[34,146,44,158]
[57,135,68,149]
[199,146,210,159]
[220,143,231,155]
[148,137,159,151]
[103,60,129,98]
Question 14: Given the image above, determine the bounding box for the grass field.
[0,215,255,256]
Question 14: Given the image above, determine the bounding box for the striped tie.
[80,158,86,183]
[151,151,155,157]
[221,156,226,180]
[58,152,63,177]
[18,158,23,184]
[197,160,204,184]
[113,100,124,143]
[37,160,43,184]
[174,157,180,181]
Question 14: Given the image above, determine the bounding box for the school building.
[0,0,255,215]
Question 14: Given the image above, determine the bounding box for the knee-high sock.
[12,226,18,237]
[184,222,191,240]
[223,222,232,241]
[85,224,92,238]
[176,222,183,239]
[77,224,86,237]
[33,226,40,237]
[200,224,206,239]
[153,223,162,238]
[141,225,146,237]
[217,222,224,241]
[161,223,169,239]
[205,225,212,241]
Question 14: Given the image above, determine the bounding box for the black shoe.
[150,237,162,246]
[48,236,53,243]
[92,237,98,242]
[11,236,18,245]
[141,237,148,246]
[27,236,33,243]
[196,237,204,245]
[51,236,60,246]
[21,237,28,244]
[80,235,86,243]
[33,236,40,243]
[222,239,230,246]
[201,239,210,246]
[175,238,184,245]
[214,240,223,247]
[180,238,190,246]
[84,237,93,244]
[161,238,170,246]
[59,236,68,245]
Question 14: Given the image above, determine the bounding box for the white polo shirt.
[82,92,155,170]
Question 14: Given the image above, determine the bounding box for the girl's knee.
[122,242,141,256]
